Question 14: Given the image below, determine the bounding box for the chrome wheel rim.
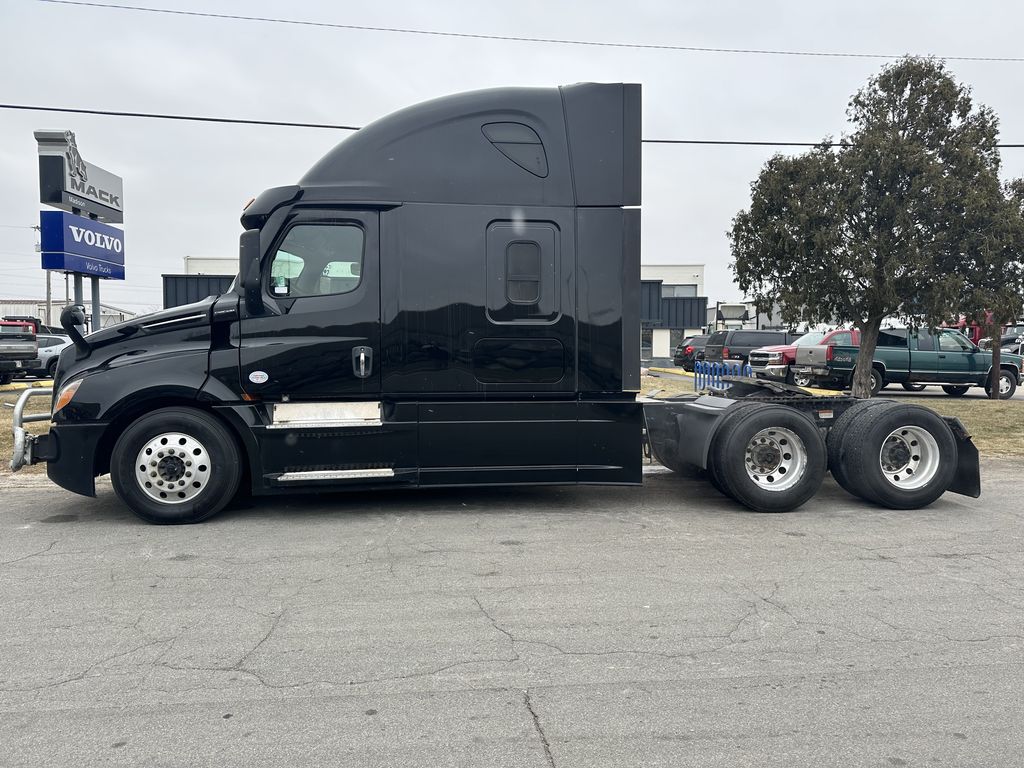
[743,427,806,492]
[793,374,812,388]
[878,426,939,490]
[999,376,1011,396]
[135,432,211,504]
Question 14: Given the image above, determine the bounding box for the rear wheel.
[901,383,926,392]
[0,373,12,386]
[710,404,826,512]
[826,399,896,497]
[46,359,58,378]
[942,385,969,397]
[869,368,884,397]
[842,404,957,509]
[984,369,1017,400]
[111,408,242,524]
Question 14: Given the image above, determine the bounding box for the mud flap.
[943,416,981,498]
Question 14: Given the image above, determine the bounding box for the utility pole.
[45,270,51,326]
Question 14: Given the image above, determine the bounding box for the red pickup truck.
[749,329,859,386]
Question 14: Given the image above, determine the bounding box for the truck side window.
[877,330,908,348]
[268,224,363,298]
[939,331,973,352]
[830,332,852,346]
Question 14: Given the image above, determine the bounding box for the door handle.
[352,346,373,379]
[938,354,946,358]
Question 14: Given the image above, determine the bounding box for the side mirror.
[239,229,264,315]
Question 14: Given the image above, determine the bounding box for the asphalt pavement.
[1,463,1022,767]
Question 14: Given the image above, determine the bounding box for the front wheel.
[787,369,813,388]
[46,359,58,379]
[111,408,242,524]
[984,370,1017,400]
[0,373,12,386]
[902,383,927,392]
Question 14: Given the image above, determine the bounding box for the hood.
[751,344,795,354]
[84,297,216,348]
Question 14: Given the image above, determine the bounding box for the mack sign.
[40,210,126,280]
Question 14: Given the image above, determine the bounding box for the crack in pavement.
[524,689,556,768]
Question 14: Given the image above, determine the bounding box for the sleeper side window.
[268,223,363,299]
[485,221,559,324]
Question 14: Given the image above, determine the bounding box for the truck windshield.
[793,332,826,346]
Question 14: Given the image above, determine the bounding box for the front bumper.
[10,386,104,497]
[751,364,788,380]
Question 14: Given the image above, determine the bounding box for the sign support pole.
[73,273,84,333]
[45,270,52,327]
[90,276,101,331]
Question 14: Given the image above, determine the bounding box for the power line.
[2,103,1023,148]
[37,0,1024,63]
[0,103,357,131]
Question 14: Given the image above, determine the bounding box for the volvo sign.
[40,210,126,280]
[35,130,124,223]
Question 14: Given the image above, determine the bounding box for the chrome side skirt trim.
[276,468,395,482]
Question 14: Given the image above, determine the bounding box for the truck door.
[237,210,416,485]
[239,211,380,399]
[936,330,982,382]
[909,331,941,382]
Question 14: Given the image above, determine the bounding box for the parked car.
[798,327,1023,398]
[18,333,71,379]
[0,320,38,385]
[671,334,710,371]
[749,329,858,386]
[702,329,800,366]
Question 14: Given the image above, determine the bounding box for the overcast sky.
[2,0,1023,314]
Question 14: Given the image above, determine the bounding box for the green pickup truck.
[797,327,1023,398]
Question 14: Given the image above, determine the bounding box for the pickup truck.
[749,328,858,386]
[0,321,39,385]
[798,328,1023,398]
[8,83,982,523]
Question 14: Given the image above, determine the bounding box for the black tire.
[902,383,926,392]
[704,402,767,499]
[709,404,827,513]
[869,368,884,397]
[984,369,1017,400]
[942,385,969,397]
[46,359,58,379]
[0,373,12,386]
[826,399,897,497]
[111,408,242,524]
[842,404,957,509]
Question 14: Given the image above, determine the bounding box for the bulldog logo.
[64,131,88,182]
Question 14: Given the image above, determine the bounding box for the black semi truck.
[10,83,980,523]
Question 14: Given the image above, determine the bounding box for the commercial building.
[640,264,708,361]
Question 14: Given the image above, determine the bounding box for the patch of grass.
[901,396,1024,457]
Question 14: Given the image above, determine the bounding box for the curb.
[0,380,53,393]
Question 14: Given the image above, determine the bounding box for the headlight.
[53,379,83,414]
[767,352,783,363]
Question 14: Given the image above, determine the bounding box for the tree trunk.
[852,316,884,398]
[989,326,1003,399]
